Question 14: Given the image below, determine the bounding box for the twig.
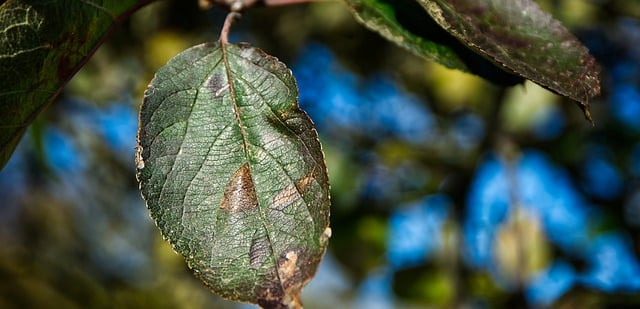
[263,0,330,6]
[200,0,328,11]
[220,12,241,44]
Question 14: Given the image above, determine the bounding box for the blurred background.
[1,0,640,307]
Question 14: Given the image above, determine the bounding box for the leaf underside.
[137,42,331,308]
[0,0,148,170]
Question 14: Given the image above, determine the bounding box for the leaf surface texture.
[137,42,331,308]
[0,0,150,169]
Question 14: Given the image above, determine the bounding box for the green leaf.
[342,0,524,86]
[342,0,600,118]
[419,0,600,118]
[136,42,331,308]
[0,0,153,170]
[343,0,468,70]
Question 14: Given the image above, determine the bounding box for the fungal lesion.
[273,248,309,308]
[295,175,315,193]
[135,145,145,169]
[278,250,298,282]
[270,183,298,211]
[269,174,317,211]
[207,73,230,98]
[249,234,270,269]
[218,163,259,213]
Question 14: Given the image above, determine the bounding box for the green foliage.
[343,0,469,70]
[345,0,600,120]
[0,0,152,169]
[419,0,600,118]
[137,42,331,308]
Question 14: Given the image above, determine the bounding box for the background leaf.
[0,0,153,170]
[418,0,600,116]
[343,0,468,70]
[137,42,331,308]
[342,0,523,86]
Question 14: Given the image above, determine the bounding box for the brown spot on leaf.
[249,235,270,269]
[270,175,316,211]
[295,175,314,193]
[276,249,304,308]
[256,248,318,308]
[279,250,298,280]
[270,184,298,211]
[219,163,258,213]
[208,73,229,98]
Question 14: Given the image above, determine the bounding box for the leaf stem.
[220,12,241,44]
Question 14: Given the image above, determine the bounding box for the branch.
[200,0,329,10]
[263,0,330,6]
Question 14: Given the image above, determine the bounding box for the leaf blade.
[342,0,524,85]
[419,0,601,114]
[0,0,152,169]
[343,0,469,71]
[137,42,331,307]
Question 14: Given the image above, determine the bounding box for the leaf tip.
[578,101,595,126]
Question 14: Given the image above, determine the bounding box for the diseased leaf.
[137,42,331,308]
[0,0,153,170]
[418,0,601,119]
[343,0,523,85]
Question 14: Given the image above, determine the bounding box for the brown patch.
[218,163,258,213]
[277,249,309,291]
[270,174,316,211]
[279,250,298,279]
[207,73,228,98]
[270,184,298,211]
[249,236,270,269]
[56,31,80,81]
[257,249,309,308]
[295,175,314,192]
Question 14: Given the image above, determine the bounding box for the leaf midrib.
[220,42,287,295]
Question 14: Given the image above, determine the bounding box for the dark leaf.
[343,0,468,70]
[342,0,524,86]
[419,0,601,119]
[137,42,331,308]
[0,0,153,169]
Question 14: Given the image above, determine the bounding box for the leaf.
[343,0,468,70]
[342,0,525,86]
[0,0,153,170]
[418,0,601,119]
[342,0,600,119]
[136,42,331,308]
